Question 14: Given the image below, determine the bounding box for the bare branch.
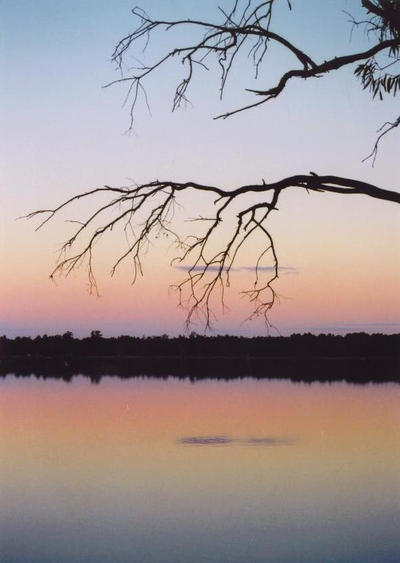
[27,1,400,331]
[105,2,400,125]
[363,115,400,165]
[105,1,321,128]
[27,174,400,329]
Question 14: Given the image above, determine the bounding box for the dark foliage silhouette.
[2,331,399,358]
[1,333,399,383]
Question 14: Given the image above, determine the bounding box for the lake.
[1,375,399,562]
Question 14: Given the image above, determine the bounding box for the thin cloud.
[307,322,400,333]
[175,265,298,273]
[239,266,297,272]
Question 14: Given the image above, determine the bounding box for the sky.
[1,0,399,337]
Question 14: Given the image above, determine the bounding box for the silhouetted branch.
[363,115,400,165]
[27,1,400,330]
[105,1,400,125]
[26,174,400,328]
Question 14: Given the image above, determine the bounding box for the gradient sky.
[1,0,399,336]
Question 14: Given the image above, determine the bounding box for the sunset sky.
[1,0,399,337]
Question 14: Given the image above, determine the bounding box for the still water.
[1,375,399,562]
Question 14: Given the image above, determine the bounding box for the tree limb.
[27,1,400,330]
[363,115,400,165]
[26,174,400,329]
[106,3,400,124]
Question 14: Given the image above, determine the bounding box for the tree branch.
[27,2,400,330]
[222,38,400,118]
[26,174,400,329]
[105,3,400,124]
[363,115,400,165]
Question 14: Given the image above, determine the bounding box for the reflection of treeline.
[1,331,399,359]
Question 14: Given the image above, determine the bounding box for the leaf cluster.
[355,1,400,99]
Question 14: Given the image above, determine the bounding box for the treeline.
[1,331,399,359]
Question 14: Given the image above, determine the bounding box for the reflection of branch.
[26,174,400,329]
[363,116,400,166]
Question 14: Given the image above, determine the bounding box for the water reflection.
[2,355,399,384]
[179,435,298,446]
[246,435,298,445]
[180,435,233,445]
[1,375,399,563]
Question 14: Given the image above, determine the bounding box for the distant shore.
[1,333,399,382]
